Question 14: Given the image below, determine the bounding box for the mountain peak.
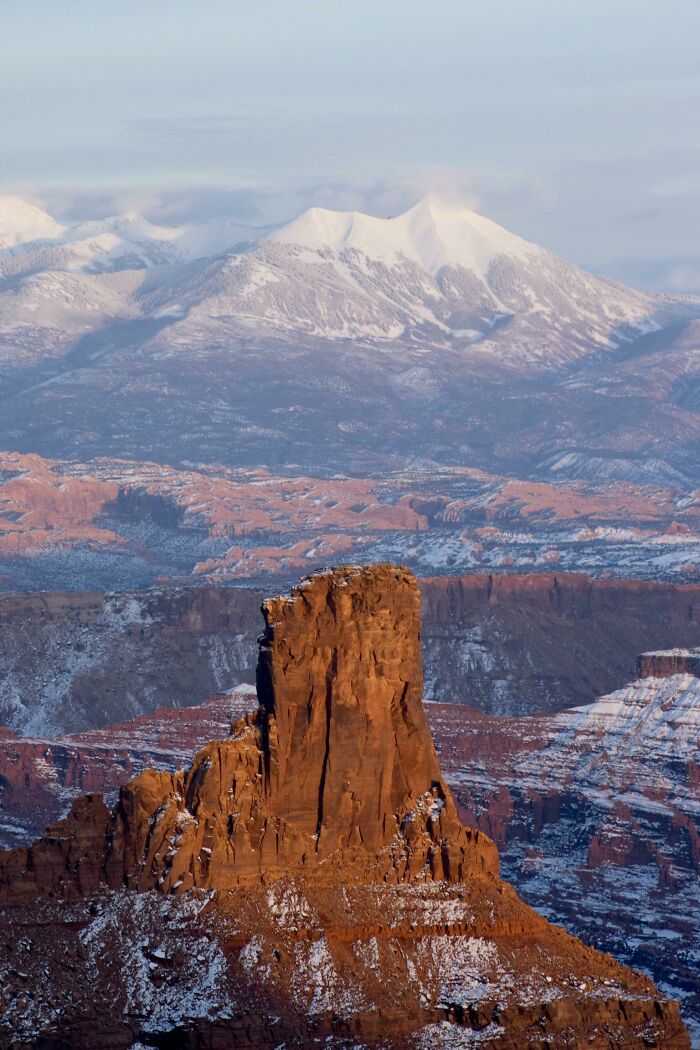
[269,195,541,276]
[0,195,66,248]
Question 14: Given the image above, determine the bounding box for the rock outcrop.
[0,566,690,1048]
[637,647,700,678]
[421,572,700,714]
[0,586,263,734]
[5,572,700,736]
[444,668,700,1041]
[0,566,495,900]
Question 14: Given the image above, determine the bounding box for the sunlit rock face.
[0,565,496,899]
[0,566,690,1048]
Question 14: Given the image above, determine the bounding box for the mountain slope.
[1,194,690,364]
[0,196,66,248]
[0,195,699,485]
[144,195,679,363]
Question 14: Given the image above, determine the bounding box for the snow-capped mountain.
[270,196,538,274]
[0,197,267,366]
[0,193,699,484]
[1,194,691,364]
[0,196,66,249]
[143,195,682,363]
[0,197,264,280]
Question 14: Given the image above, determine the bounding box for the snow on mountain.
[270,195,539,277]
[0,193,698,372]
[519,673,700,811]
[143,195,683,363]
[0,196,66,249]
[60,212,265,272]
[0,200,266,360]
[0,202,265,279]
[0,269,141,376]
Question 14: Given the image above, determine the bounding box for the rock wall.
[420,572,700,713]
[637,648,700,678]
[0,586,262,734]
[3,572,700,734]
[435,669,700,1040]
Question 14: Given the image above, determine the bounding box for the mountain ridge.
[0,193,694,363]
[0,195,699,486]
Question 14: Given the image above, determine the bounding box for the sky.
[2,0,700,291]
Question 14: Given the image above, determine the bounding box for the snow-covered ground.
[445,672,700,1043]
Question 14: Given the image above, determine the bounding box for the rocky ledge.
[0,565,690,1048]
[637,647,700,679]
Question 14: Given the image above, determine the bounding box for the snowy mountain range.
[0,193,699,483]
[1,193,692,364]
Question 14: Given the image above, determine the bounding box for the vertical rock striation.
[637,647,700,678]
[0,565,495,899]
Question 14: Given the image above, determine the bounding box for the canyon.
[1,192,699,1048]
[1,571,699,1039]
[0,565,690,1048]
[438,663,700,1044]
[2,571,700,735]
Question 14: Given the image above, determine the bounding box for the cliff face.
[4,573,700,736]
[441,667,700,1041]
[256,567,444,861]
[421,572,700,713]
[637,648,700,678]
[0,587,262,734]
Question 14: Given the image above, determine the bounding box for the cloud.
[650,176,700,200]
[598,255,700,295]
[0,170,485,229]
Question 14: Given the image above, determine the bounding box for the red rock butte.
[637,647,700,679]
[0,564,691,1048]
[0,565,496,898]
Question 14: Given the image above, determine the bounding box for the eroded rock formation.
[5,572,700,736]
[0,565,691,1048]
[421,572,700,713]
[637,647,700,678]
[0,566,495,900]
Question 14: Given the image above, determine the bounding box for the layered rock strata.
[421,572,700,714]
[5,572,700,737]
[637,648,700,678]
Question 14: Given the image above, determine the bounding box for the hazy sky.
[2,0,700,289]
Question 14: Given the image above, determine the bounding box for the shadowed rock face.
[0,565,496,900]
[421,573,700,714]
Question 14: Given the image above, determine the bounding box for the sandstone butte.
[0,565,690,1049]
